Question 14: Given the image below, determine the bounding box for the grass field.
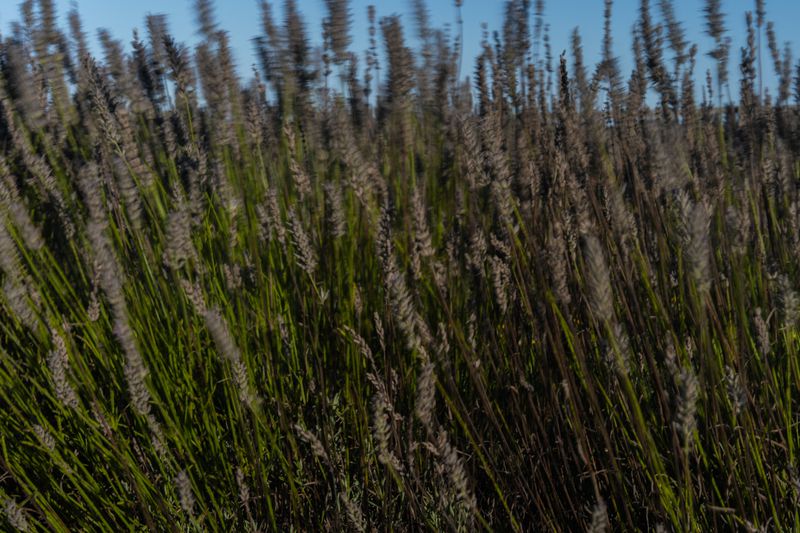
[2,0,800,530]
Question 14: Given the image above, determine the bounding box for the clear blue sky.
[2,1,799,99]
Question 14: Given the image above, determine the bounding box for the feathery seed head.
[2,498,29,532]
[175,470,195,516]
[583,234,614,324]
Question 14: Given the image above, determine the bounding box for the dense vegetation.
[2,0,800,530]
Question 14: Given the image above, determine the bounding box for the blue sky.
[1,1,799,99]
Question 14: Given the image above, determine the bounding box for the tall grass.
[1,0,800,530]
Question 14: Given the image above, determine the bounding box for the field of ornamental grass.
[2,0,800,530]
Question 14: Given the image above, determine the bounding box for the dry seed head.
[372,394,403,473]
[324,181,347,239]
[284,125,312,198]
[434,430,476,515]
[233,359,257,408]
[0,219,26,286]
[203,308,257,409]
[339,490,366,532]
[2,498,29,532]
[383,252,421,352]
[115,314,152,417]
[223,263,243,291]
[116,109,152,188]
[724,205,750,256]
[687,201,712,293]
[466,226,487,274]
[47,332,80,410]
[562,210,579,264]
[180,279,206,315]
[603,181,637,250]
[175,470,195,516]
[583,234,614,324]
[294,424,330,463]
[257,185,286,245]
[589,498,608,532]
[674,367,699,448]
[323,0,352,64]
[437,322,450,357]
[459,118,489,189]
[211,159,240,218]
[664,336,678,377]
[91,402,113,439]
[467,312,477,351]
[163,191,196,271]
[288,209,317,277]
[228,223,240,253]
[489,255,511,313]
[77,163,105,223]
[411,186,435,262]
[546,220,571,306]
[415,359,436,431]
[1,41,44,129]
[148,417,168,460]
[235,467,250,507]
[3,278,38,330]
[724,365,746,416]
[608,321,632,376]
[338,140,376,206]
[776,275,800,328]
[342,325,376,369]
[0,165,44,252]
[374,312,386,354]
[391,272,420,349]
[371,369,391,402]
[33,424,55,452]
[753,308,770,357]
[673,189,692,235]
[87,288,101,322]
[491,174,515,231]
[414,314,433,353]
